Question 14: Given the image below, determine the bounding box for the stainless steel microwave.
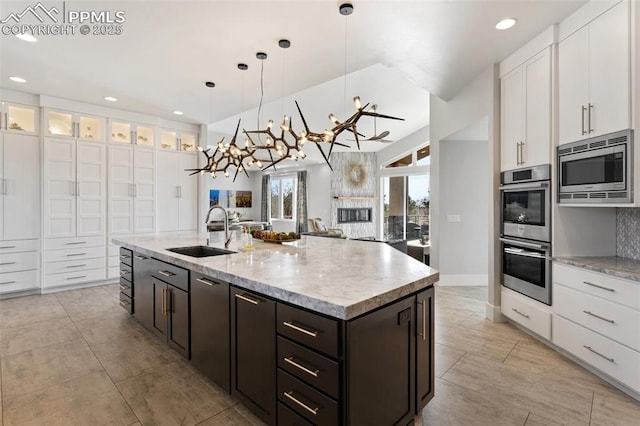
[558,129,633,204]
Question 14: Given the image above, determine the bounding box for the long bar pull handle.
[196,277,218,286]
[120,269,130,275]
[511,308,530,319]
[283,356,320,377]
[0,262,16,266]
[283,391,319,416]
[520,141,526,164]
[582,281,615,292]
[66,264,86,269]
[134,255,148,260]
[583,345,614,363]
[158,270,175,277]
[161,288,165,316]
[120,254,131,260]
[235,293,261,305]
[66,253,86,257]
[3,112,7,130]
[588,103,594,133]
[0,246,16,249]
[581,105,587,135]
[282,321,319,338]
[417,300,426,341]
[0,280,16,285]
[65,241,86,245]
[66,275,86,280]
[583,310,615,324]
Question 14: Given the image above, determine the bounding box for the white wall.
[306,164,332,222]
[376,125,430,166]
[438,139,489,285]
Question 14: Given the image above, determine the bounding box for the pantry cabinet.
[558,1,630,144]
[500,47,551,171]
[45,108,104,141]
[157,151,198,232]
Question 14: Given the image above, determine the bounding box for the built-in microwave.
[558,129,633,203]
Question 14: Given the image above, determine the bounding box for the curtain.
[261,174,270,222]
[296,171,308,233]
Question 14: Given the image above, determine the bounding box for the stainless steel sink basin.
[166,246,236,258]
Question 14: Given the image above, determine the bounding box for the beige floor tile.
[524,413,565,425]
[435,322,518,363]
[98,283,121,299]
[54,286,111,304]
[91,331,180,383]
[0,297,68,329]
[442,353,594,424]
[117,361,236,426]
[59,294,124,322]
[435,343,465,378]
[591,386,640,426]
[0,317,81,356]
[436,285,487,302]
[458,313,532,342]
[197,403,266,425]
[3,370,137,426]
[1,338,103,399]
[435,305,476,326]
[74,309,142,347]
[421,378,529,426]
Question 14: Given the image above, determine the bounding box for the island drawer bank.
[113,234,439,425]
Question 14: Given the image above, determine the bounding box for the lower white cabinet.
[0,239,40,294]
[501,286,552,339]
[43,236,105,290]
[157,151,197,232]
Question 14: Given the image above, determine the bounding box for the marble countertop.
[113,233,439,320]
[553,256,640,283]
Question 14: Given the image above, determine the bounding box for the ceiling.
[1,0,586,149]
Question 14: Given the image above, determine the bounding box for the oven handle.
[499,181,549,191]
[499,237,549,250]
[504,248,548,259]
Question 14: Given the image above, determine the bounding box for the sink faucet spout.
[205,205,231,249]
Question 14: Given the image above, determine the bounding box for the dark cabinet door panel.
[416,287,434,412]
[151,258,189,291]
[152,279,167,338]
[167,285,189,358]
[347,296,415,426]
[277,303,339,358]
[133,253,153,330]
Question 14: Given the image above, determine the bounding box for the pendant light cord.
[281,47,286,118]
[257,59,264,130]
[343,14,348,119]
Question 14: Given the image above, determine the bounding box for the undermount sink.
[166,245,236,258]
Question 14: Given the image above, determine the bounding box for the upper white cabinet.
[43,137,106,238]
[160,129,197,152]
[501,47,551,171]
[110,120,155,147]
[157,151,198,232]
[45,108,104,141]
[1,102,38,135]
[558,2,630,144]
[0,133,40,240]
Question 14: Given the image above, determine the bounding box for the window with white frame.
[270,175,297,220]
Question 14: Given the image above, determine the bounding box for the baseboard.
[485,302,505,322]
[438,274,488,286]
[41,278,118,294]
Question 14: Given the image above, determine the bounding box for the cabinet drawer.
[278,402,313,426]
[44,246,104,263]
[278,336,339,398]
[119,263,132,282]
[119,247,133,266]
[553,315,640,393]
[119,292,133,314]
[44,268,106,289]
[501,287,551,339]
[0,269,40,294]
[555,284,640,351]
[151,258,188,291]
[278,370,338,426]
[0,251,39,273]
[554,263,640,311]
[44,256,105,275]
[277,303,339,358]
[0,239,39,253]
[44,236,104,250]
[119,278,133,297]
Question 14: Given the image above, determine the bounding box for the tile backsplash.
[616,207,640,260]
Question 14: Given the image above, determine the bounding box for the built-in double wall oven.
[500,164,552,305]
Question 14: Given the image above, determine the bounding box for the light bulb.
[329,113,339,125]
[248,160,254,166]
[244,137,251,148]
[266,137,272,146]
[224,143,230,148]
[200,170,205,176]
[299,136,306,146]
[353,96,362,110]
[217,142,223,149]
[280,115,289,131]
[197,146,204,151]
[256,160,263,168]
[267,120,274,129]
[298,150,306,158]
[211,171,216,178]
[224,170,229,177]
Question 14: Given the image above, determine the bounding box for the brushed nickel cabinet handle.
[511,308,530,319]
[0,262,16,266]
[583,310,615,324]
[581,105,587,135]
[283,391,319,415]
[66,264,86,269]
[417,300,426,341]
[161,288,166,316]
[283,321,319,337]
[588,103,594,133]
[284,356,320,377]
[196,277,217,286]
[583,345,614,363]
[134,255,147,260]
[235,293,261,305]
[66,253,86,257]
[120,269,130,275]
[158,270,175,277]
[120,254,131,259]
[582,281,615,292]
[119,284,127,291]
[66,275,86,280]
[0,246,16,249]
[65,241,86,245]
[119,301,128,307]
[0,280,16,285]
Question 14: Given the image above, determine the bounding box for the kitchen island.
[113,233,439,426]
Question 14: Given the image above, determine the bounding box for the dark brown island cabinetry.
[118,248,133,314]
[191,272,230,393]
[132,253,152,330]
[151,258,190,358]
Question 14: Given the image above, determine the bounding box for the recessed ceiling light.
[9,76,27,83]
[173,111,184,115]
[104,96,117,102]
[496,18,517,30]
[16,34,37,42]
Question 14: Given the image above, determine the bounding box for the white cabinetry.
[160,129,197,152]
[552,263,640,393]
[501,286,552,339]
[157,151,198,232]
[0,241,40,294]
[500,47,551,171]
[110,120,155,147]
[558,2,630,144]
[1,102,38,135]
[42,236,106,290]
[45,108,104,141]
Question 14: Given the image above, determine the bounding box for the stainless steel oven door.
[500,237,551,305]
[500,181,551,242]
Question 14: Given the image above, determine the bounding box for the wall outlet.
[447,214,461,223]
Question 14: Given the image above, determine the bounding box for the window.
[270,176,297,220]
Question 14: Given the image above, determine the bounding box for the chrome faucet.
[205,205,232,249]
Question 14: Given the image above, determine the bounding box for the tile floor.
[0,284,637,425]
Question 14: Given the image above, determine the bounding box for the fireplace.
[337,208,372,224]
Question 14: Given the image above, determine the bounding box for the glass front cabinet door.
[111,121,132,143]
[110,121,156,147]
[46,109,104,141]
[160,130,177,150]
[1,102,38,135]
